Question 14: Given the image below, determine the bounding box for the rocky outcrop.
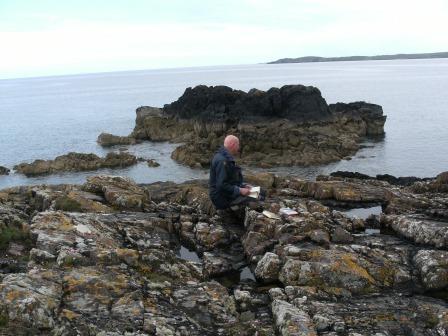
[163,85,332,122]
[97,132,136,147]
[0,166,9,175]
[104,85,386,168]
[0,170,447,335]
[14,152,138,177]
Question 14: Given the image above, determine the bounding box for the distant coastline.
[268,51,448,64]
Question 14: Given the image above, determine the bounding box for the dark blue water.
[1,59,447,188]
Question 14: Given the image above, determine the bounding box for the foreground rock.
[14,152,138,177]
[0,170,446,335]
[0,166,9,175]
[102,85,387,168]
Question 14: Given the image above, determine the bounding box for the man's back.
[209,146,242,209]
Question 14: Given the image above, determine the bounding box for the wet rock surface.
[102,85,387,168]
[14,152,138,177]
[0,170,446,335]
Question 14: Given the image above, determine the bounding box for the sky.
[0,0,447,79]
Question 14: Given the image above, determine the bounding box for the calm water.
[1,59,447,189]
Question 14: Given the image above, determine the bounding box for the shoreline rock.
[101,84,387,168]
[0,170,446,334]
[0,166,10,175]
[14,152,138,177]
[97,132,137,147]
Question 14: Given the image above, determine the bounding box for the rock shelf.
[0,170,446,335]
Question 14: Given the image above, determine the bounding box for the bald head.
[224,135,240,156]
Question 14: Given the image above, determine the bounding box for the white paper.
[279,207,299,216]
[249,186,261,199]
[262,210,281,220]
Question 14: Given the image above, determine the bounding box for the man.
[209,135,253,210]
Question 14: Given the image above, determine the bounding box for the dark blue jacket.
[209,147,243,209]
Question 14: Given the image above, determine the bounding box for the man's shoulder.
[212,149,233,167]
[212,151,226,164]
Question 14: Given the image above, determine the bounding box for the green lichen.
[0,313,9,327]
[0,226,31,251]
[54,196,82,212]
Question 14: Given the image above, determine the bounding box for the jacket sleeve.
[215,160,240,199]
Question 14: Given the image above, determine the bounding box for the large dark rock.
[163,84,332,122]
[0,166,9,175]
[329,101,386,135]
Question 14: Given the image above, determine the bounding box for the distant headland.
[268,51,448,64]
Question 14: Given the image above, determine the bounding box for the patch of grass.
[0,313,9,327]
[0,227,31,251]
[54,196,82,212]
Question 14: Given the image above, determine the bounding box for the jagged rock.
[331,227,354,243]
[0,166,9,175]
[14,152,138,177]
[82,175,148,210]
[255,252,281,283]
[271,299,317,336]
[0,270,62,332]
[195,222,229,250]
[382,214,448,249]
[413,250,448,290]
[97,132,136,147]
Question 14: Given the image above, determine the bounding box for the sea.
[1,58,447,189]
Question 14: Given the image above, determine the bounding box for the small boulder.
[255,252,281,283]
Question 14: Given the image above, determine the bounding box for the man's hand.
[239,187,251,196]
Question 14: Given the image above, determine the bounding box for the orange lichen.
[60,309,80,321]
[333,254,375,284]
[5,290,24,301]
